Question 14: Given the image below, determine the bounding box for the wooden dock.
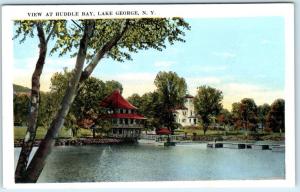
[207,142,284,151]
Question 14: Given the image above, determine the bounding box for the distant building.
[100,89,146,139]
[174,94,198,127]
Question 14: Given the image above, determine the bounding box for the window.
[130,119,134,124]
[182,119,186,123]
[190,111,193,116]
[118,129,122,134]
[113,129,117,134]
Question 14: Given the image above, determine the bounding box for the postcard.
[1,3,295,189]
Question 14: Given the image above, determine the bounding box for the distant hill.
[13,84,31,93]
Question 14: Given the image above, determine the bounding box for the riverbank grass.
[14,126,92,140]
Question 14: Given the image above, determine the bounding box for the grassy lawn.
[175,127,284,138]
[175,128,228,136]
[14,126,93,140]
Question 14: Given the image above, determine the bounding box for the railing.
[140,134,192,141]
[112,124,144,128]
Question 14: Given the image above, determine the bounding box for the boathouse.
[100,89,146,139]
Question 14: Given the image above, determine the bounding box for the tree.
[105,80,123,95]
[141,92,162,131]
[257,103,271,130]
[231,98,258,132]
[127,93,142,109]
[154,71,187,132]
[194,86,223,135]
[266,99,285,133]
[15,18,190,183]
[13,94,30,126]
[231,102,243,130]
[73,77,107,122]
[14,20,64,182]
[17,20,95,183]
[216,109,232,130]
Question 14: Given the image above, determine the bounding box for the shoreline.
[14,134,285,147]
[14,137,134,147]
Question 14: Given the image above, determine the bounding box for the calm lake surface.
[14,142,285,183]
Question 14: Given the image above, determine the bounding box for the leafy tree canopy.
[194,85,223,134]
[267,99,285,132]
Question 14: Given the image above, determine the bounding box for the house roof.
[100,89,137,110]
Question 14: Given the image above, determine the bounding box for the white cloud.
[154,61,175,68]
[101,72,157,97]
[212,51,236,59]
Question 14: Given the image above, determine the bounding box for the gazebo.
[100,89,146,139]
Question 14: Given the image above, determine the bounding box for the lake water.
[14,142,285,183]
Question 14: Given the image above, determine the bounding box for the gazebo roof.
[156,128,172,135]
[100,89,137,110]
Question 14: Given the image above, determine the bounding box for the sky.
[13,17,285,110]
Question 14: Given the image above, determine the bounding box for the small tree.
[231,98,258,133]
[257,103,271,130]
[266,99,285,133]
[194,86,223,135]
[13,94,30,126]
[154,71,187,133]
[216,109,232,130]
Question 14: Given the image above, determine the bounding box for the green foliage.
[48,18,190,62]
[138,92,162,130]
[257,103,271,129]
[14,20,66,44]
[37,70,124,132]
[216,109,233,128]
[73,77,107,121]
[154,71,187,132]
[104,80,123,95]
[231,98,258,132]
[13,94,30,126]
[266,99,285,132]
[127,93,142,109]
[13,84,31,93]
[194,85,223,134]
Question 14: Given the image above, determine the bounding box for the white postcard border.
[1,3,295,189]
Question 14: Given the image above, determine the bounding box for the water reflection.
[14,143,285,183]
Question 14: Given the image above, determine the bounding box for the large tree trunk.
[203,125,208,135]
[15,23,47,183]
[22,21,94,183]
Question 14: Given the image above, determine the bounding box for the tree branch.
[80,19,130,82]
[45,21,57,44]
[71,19,84,31]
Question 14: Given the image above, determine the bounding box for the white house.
[174,94,198,127]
